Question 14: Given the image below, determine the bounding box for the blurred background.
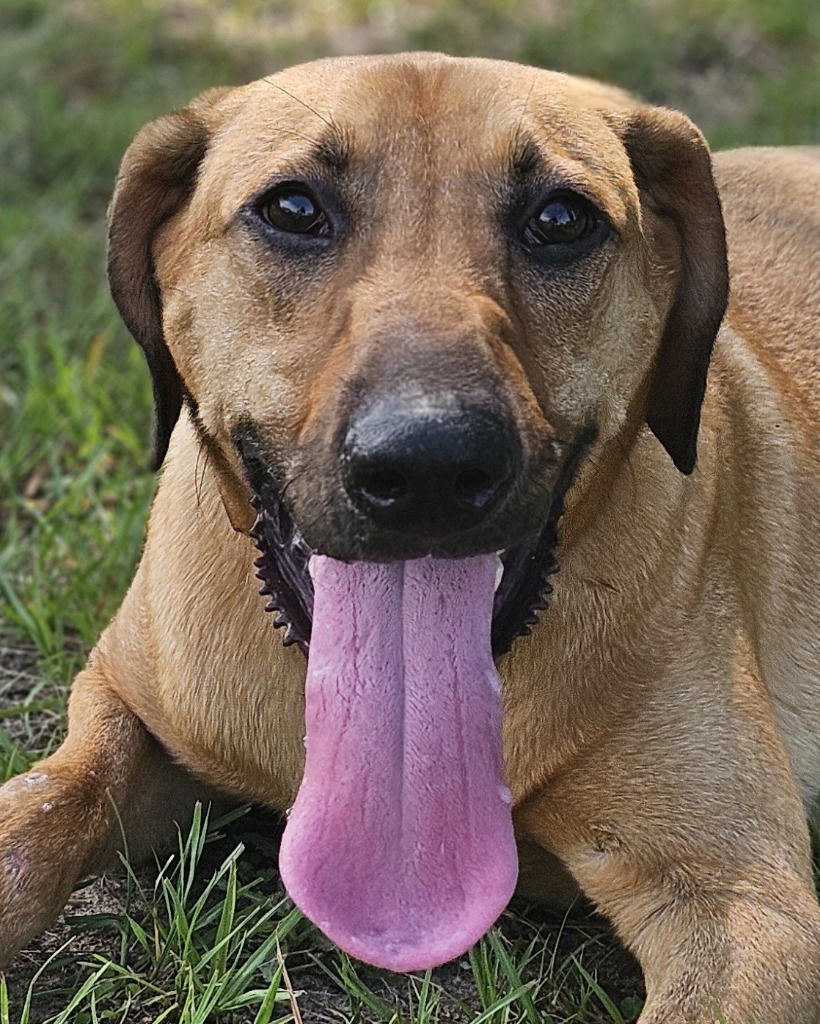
[0,2,817,1019]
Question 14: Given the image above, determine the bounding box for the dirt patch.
[0,640,66,762]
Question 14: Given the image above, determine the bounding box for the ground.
[1,0,818,1020]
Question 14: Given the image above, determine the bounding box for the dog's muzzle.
[245,425,591,657]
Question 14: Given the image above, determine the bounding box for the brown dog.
[2,53,820,1022]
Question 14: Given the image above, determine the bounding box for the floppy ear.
[619,107,729,474]
[108,88,230,469]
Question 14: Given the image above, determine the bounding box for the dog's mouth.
[249,441,583,658]
[248,440,586,974]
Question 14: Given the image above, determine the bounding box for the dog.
[1,52,819,1022]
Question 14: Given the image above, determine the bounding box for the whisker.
[272,126,334,148]
[279,469,306,503]
[262,77,337,133]
[194,433,211,510]
[514,69,540,143]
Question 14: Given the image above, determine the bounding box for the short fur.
[2,55,819,1023]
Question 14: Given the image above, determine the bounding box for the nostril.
[343,398,520,531]
[359,468,408,507]
[453,468,499,511]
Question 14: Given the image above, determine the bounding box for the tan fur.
[2,55,819,1022]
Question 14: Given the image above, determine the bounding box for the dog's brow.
[259,77,351,172]
[312,131,350,173]
[510,138,543,179]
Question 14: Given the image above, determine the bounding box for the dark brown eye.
[524,194,600,247]
[259,187,328,236]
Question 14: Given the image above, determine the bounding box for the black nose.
[342,397,519,535]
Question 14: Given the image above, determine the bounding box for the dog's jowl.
[3,54,820,1023]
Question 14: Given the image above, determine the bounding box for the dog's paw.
[0,770,93,964]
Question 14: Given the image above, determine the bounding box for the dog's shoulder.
[713,145,820,230]
[711,146,820,432]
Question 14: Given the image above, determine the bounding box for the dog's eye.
[258,187,328,236]
[524,194,600,248]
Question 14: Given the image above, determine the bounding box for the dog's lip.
[250,468,580,659]
[304,521,533,564]
[248,428,592,655]
[251,498,554,656]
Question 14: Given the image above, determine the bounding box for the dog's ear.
[108,88,231,469]
[618,107,729,475]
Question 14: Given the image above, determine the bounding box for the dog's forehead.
[200,55,638,221]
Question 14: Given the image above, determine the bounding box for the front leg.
[594,862,820,1023]
[0,661,213,964]
[517,701,820,1022]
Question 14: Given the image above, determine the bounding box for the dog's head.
[109,54,727,650]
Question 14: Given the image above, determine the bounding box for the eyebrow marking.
[261,127,349,176]
[510,137,543,178]
[312,130,351,173]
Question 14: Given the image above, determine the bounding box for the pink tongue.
[279,554,518,972]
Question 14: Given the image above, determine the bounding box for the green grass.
[1,0,818,1020]
[0,804,641,1023]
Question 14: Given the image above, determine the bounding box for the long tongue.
[279,554,518,972]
